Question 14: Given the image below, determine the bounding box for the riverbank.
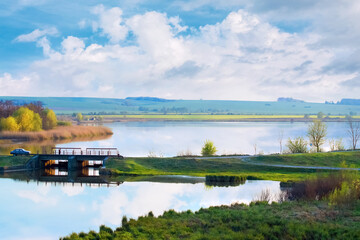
[0,125,113,141]
[105,151,360,181]
[99,114,360,123]
[62,199,360,239]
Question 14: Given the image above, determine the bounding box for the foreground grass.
[0,155,31,167]
[252,151,360,168]
[62,200,360,240]
[106,156,333,182]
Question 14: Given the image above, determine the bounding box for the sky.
[0,0,359,102]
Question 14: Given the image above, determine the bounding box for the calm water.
[0,176,281,240]
[55,121,348,156]
[0,121,349,239]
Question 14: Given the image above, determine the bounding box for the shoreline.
[96,115,360,123]
[0,125,113,142]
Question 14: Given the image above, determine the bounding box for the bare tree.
[347,117,360,150]
[278,130,284,154]
[308,120,327,152]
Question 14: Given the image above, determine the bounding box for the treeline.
[0,101,57,132]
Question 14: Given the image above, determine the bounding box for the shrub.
[286,137,308,153]
[57,121,72,126]
[201,140,217,156]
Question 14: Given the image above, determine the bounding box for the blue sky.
[0,0,359,101]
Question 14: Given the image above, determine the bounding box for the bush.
[57,121,72,126]
[201,140,217,156]
[286,137,308,153]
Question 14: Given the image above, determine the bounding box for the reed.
[0,125,113,141]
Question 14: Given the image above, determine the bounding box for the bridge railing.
[50,147,119,156]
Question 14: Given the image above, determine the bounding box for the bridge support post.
[68,156,78,171]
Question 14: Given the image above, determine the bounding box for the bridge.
[26,147,122,171]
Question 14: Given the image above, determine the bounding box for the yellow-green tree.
[201,140,217,156]
[308,120,327,152]
[13,107,42,131]
[76,113,83,122]
[42,108,57,130]
[0,116,19,131]
[13,107,34,131]
[33,113,42,131]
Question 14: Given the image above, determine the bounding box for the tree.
[278,130,284,154]
[42,108,57,130]
[76,113,83,122]
[347,117,360,150]
[13,107,35,131]
[286,137,308,153]
[201,140,217,156]
[308,120,327,152]
[0,116,19,131]
[317,112,325,119]
[33,113,42,131]
[13,107,42,131]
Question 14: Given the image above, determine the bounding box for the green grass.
[0,155,31,167]
[252,151,360,168]
[106,156,333,182]
[62,200,360,240]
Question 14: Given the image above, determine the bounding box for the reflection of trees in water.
[0,134,111,155]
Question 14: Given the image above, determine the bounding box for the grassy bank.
[62,200,360,240]
[0,125,113,141]
[106,156,333,182]
[0,155,31,167]
[252,151,360,168]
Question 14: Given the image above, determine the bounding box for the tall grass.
[0,125,113,141]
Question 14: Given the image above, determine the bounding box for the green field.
[1,96,360,116]
[106,156,338,182]
[252,151,360,168]
[62,200,360,240]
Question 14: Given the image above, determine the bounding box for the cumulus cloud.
[0,73,33,96]
[92,4,128,43]
[14,27,59,42]
[5,6,359,101]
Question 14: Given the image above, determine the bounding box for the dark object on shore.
[205,175,246,187]
[10,148,30,156]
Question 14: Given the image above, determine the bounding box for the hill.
[0,96,359,115]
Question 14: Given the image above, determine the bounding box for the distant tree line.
[0,101,57,132]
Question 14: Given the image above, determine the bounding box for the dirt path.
[195,155,360,171]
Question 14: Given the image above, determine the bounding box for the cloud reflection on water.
[1,178,280,239]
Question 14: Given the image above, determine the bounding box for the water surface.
[57,121,349,156]
[0,176,281,240]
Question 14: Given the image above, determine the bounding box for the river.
[56,121,349,156]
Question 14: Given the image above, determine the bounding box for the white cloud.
[92,4,128,43]
[0,73,33,96]
[4,7,359,101]
[15,27,59,42]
